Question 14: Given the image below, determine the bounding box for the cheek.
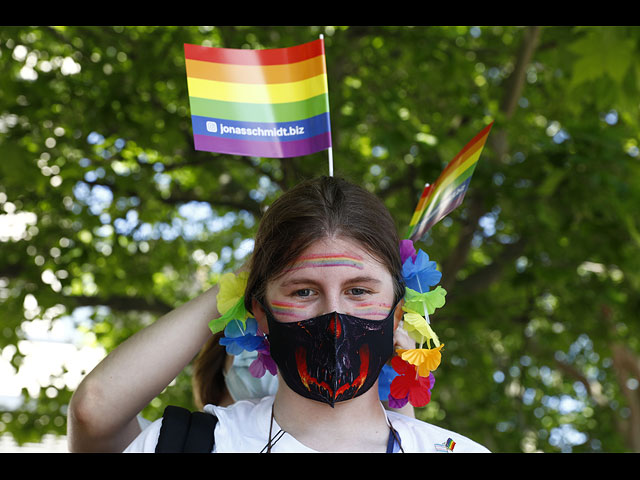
[269,301,311,322]
[349,301,394,320]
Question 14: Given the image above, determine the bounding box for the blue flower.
[378,363,399,401]
[219,318,264,355]
[402,249,442,293]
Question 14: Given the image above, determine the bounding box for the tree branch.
[500,27,542,120]
[611,343,640,452]
[452,237,527,297]
[491,26,542,162]
[82,178,263,217]
[554,358,608,407]
[67,294,173,315]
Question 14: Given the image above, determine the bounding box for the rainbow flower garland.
[382,239,446,408]
[209,238,446,408]
[208,272,277,377]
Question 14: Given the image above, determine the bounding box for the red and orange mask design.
[265,306,396,407]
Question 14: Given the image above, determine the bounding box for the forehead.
[275,237,390,281]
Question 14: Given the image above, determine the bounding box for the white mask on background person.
[223,350,279,402]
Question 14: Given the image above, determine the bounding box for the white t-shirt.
[124,395,490,453]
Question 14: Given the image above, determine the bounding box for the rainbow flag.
[407,122,493,242]
[445,438,456,451]
[184,38,332,159]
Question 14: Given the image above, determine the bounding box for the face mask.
[223,350,279,402]
[264,303,397,407]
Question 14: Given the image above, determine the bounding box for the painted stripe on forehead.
[285,253,365,272]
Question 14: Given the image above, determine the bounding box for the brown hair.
[245,176,404,311]
[191,332,228,410]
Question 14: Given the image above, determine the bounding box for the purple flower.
[388,393,409,409]
[399,240,417,264]
[249,343,278,378]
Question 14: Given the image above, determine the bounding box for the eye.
[293,288,314,297]
[346,287,371,296]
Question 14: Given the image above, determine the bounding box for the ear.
[393,298,405,330]
[252,297,269,334]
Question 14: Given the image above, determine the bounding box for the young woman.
[75,176,489,453]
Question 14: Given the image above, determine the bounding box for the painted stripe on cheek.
[270,301,309,320]
[353,302,392,318]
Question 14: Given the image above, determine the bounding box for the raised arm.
[67,284,219,452]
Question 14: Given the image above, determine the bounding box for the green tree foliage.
[1,26,639,452]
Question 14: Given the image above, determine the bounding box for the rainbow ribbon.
[406,123,493,241]
[184,38,332,158]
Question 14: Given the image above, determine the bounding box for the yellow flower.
[210,271,250,334]
[397,345,445,376]
[402,312,440,348]
[217,271,249,315]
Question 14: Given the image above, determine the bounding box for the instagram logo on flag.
[206,121,217,133]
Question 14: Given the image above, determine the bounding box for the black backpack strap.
[155,405,218,453]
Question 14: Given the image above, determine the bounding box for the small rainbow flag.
[406,122,493,242]
[184,38,332,159]
[445,438,456,451]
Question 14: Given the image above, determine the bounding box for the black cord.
[260,404,286,453]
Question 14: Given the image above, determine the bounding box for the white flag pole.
[328,145,334,177]
[320,33,334,177]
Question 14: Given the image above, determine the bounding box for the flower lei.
[209,238,446,409]
[382,239,446,408]
[208,272,277,378]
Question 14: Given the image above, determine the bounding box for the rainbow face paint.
[270,301,310,322]
[351,302,393,320]
[284,253,365,273]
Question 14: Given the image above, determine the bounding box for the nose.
[320,291,347,316]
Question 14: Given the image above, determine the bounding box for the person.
[77,176,489,453]
[67,276,409,453]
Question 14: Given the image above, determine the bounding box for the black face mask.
[263,303,397,407]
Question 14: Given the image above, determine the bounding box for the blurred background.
[1,26,639,453]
